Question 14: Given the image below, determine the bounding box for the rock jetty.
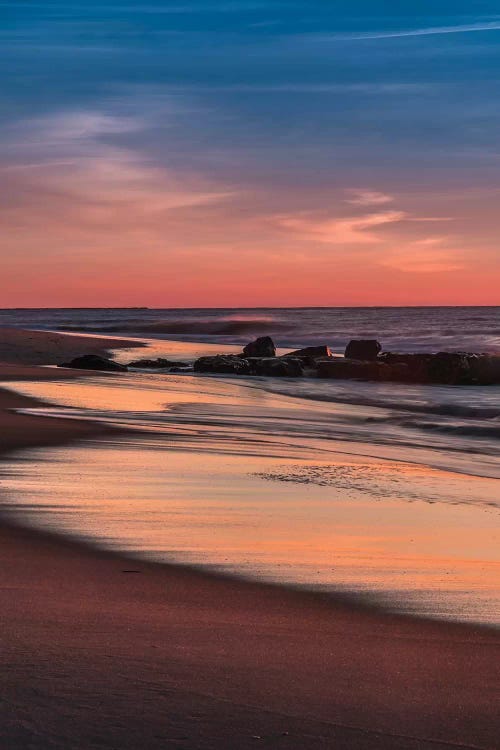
[59,337,500,385]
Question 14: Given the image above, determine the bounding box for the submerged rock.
[58,354,128,372]
[193,355,252,375]
[242,336,276,358]
[345,340,382,361]
[127,357,188,369]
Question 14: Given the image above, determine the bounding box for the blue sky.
[2,1,500,305]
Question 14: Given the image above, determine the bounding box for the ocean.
[1,306,500,353]
[0,307,499,625]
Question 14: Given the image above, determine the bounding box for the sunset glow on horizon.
[2,1,500,307]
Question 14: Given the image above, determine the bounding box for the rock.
[189,347,500,384]
[317,358,387,380]
[345,340,382,361]
[426,352,474,384]
[463,354,500,385]
[58,354,128,372]
[193,354,303,377]
[378,352,433,382]
[242,336,276,358]
[168,365,194,374]
[379,352,484,384]
[193,355,252,375]
[379,362,413,382]
[247,357,303,377]
[127,358,188,369]
[282,345,332,363]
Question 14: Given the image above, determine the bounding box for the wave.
[57,318,293,337]
[257,382,500,421]
[398,419,500,440]
[3,306,500,353]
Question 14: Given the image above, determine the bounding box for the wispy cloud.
[344,189,394,207]
[380,237,465,273]
[277,210,407,244]
[165,83,429,94]
[2,108,233,221]
[344,21,500,41]
[274,196,461,272]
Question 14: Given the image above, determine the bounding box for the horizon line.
[1,305,499,311]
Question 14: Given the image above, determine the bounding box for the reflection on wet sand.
[2,367,499,625]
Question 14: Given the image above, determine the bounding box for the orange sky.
[2,144,499,307]
[2,3,500,307]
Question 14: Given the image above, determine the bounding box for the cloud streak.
[2,108,233,220]
[277,210,407,244]
[345,21,500,41]
[380,237,465,273]
[163,83,429,94]
[275,199,464,275]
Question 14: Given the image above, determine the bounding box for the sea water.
[1,305,500,353]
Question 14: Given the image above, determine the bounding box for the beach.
[0,327,499,749]
[5,0,500,744]
[0,328,133,454]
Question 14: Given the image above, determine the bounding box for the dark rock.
[127,357,188,369]
[58,354,128,372]
[282,345,332,364]
[190,347,500,384]
[463,354,500,385]
[193,355,252,375]
[193,353,303,377]
[378,352,433,382]
[427,352,474,384]
[247,357,303,377]
[380,362,413,382]
[168,365,194,374]
[317,358,388,380]
[379,351,486,384]
[242,336,276,358]
[345,340,382,361]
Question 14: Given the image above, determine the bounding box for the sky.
[2,1,500,307]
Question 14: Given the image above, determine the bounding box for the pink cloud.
[380,237,465,273]
[276,210,408,244]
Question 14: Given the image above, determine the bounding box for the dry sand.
[0,328,498,749]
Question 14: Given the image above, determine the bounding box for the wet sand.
[0,325,141,365]
[0,329,499,749]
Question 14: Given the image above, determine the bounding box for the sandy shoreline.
[0,328,499,749]
[0,325,142,365]
[0,326,137,455]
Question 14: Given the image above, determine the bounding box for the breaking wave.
[1,306,500,352]
[56,318,293,337]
